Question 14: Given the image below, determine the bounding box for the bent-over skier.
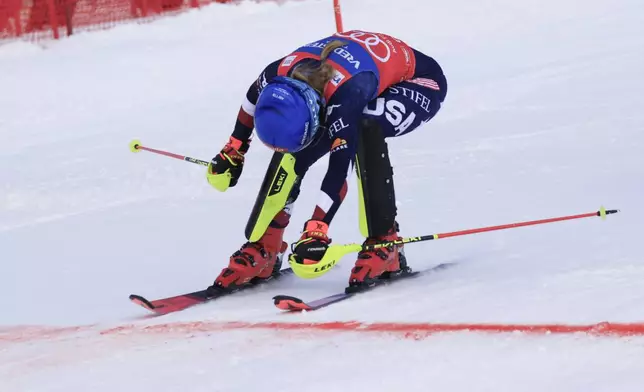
[205,30,447,293]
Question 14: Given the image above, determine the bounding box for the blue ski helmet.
[254,76,324,153]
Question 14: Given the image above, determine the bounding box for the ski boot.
[207,225,287,295]
[347,225,409,292]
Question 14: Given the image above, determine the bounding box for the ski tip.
[129,294,155,311]
[273,295,312,312]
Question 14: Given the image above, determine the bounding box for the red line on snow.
[0,325,91,343]
[100,321,644,338]
[4,321,644,344]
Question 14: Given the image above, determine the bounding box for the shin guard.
[245,152,299,242]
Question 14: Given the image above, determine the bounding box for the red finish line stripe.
[0,325,91,343]
[100,321,644,338]
[4,321,644,344]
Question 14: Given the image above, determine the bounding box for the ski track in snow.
[1,0,644,390]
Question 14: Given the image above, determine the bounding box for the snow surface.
[1,0,644,390]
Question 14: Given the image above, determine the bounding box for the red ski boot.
[209,226,287,293]
[347,226,408,290]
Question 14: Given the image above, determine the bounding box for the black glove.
[290,219,331,264]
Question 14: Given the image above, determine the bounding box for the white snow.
[2,0,644,390]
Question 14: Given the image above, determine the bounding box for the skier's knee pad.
[356,118,397,238]
[245,152,299,242]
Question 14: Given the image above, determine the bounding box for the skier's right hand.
[207,137,249,192]
[290,219,332,265]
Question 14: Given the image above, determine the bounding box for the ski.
[130,268,294,315]
[273,263,455,312]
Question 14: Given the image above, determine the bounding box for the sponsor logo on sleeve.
[257,72,268,90]
[330,138,348,153]
[328,117,350,136]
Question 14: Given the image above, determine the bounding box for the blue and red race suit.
[229,30,447,226]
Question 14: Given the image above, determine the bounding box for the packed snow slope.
[1,0,644,391]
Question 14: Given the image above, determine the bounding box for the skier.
[205,30,447,293]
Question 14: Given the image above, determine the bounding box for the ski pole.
[290,207,620,279]
[366,206,620,251]
[129,139,209,167]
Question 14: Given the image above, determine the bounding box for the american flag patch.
[409,78,440,91]
[331,70,346,86]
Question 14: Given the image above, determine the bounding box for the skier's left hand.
[206,137,249,192]
[290,219,331,265]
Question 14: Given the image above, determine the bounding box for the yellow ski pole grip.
[290,244,362,279]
